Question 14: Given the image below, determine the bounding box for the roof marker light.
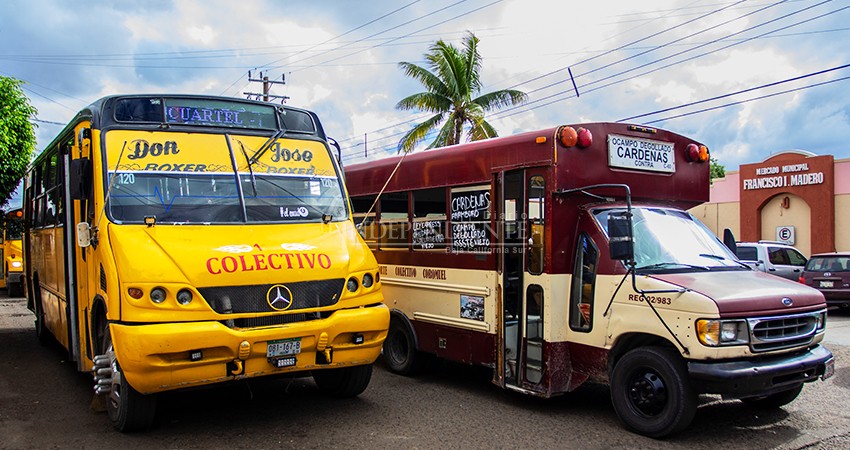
[686,143,700,162]
[559,126,578,147]
[576,127,592,148]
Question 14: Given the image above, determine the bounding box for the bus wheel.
[312,364,373,398]
[383,318,424,375]
[610,346,696,438]
[7,281,23,298]
[99,324,157,432]
[741,384,803,409]
[33,286,51,346]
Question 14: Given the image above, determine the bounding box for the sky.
[2,0,850,201]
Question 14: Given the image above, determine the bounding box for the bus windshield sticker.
[607,134,675,173]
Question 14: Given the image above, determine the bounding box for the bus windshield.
[106,130,347,224]
[594,207,744,272]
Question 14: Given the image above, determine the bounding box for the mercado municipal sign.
[742,163,825,190]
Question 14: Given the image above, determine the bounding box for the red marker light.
[576,127,592,148]
[698,145,710,162]
[559,126,578,147]
[685,143,699,162]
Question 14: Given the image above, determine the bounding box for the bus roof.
[33,94,326,167]
[344,122,710,209]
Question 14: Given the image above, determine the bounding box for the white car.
[735,241,808,281]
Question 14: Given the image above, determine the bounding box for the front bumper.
[110,303,389,394]
[688,344,834,398]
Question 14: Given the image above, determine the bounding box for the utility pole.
[244,70,289,103]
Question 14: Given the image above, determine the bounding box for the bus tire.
[33,284,51,346]
[383,318,425,375]
[610,346,696,438]
[7,280,23,298]
[312,364,373,398]
[741,384,803,409]
[101,324,157,432]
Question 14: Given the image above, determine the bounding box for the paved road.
[1,290,849,449]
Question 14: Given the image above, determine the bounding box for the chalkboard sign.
[412,220,446,250]
[450,187,492,253]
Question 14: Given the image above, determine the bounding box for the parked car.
[735,241,808,281]
[799,252,850,308]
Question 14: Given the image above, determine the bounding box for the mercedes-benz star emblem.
[266,285,294,311]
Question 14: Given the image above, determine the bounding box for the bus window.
[351,196,378,249]
[570,233,597,331]
[527,175,545,274]
[412,187,447,251]
[379,191,409,250]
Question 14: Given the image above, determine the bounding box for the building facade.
[690,151,850,257]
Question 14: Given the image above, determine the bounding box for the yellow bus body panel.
[111,303,388,394]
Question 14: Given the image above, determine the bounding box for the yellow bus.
[345,122,833,438]
[23,94,388,431]
[1,208,24,297]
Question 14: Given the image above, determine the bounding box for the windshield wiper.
[249,129,284,166]
[637,262,710,271]
[238,141,258,197]
[698,253,752,269]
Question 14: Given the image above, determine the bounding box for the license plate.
[823,358,835,381]
[267,338,301,358]
[820,280,834,288]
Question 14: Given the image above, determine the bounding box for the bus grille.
[198,279,345,314]
[747,312,819,352]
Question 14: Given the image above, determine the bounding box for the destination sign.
[608,134,675,173]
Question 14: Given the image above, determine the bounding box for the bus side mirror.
[723,228,738,256]
[608,211,633,261]
[69,158,92,200]
[76,222,91,248]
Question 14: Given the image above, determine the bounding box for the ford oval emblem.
[781,297,793,307]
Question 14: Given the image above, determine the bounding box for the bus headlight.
[362,273,374,288]
[346,277,359,293]
[11,261,22,268]
[150,287,167,304]
[696,319,748,346]
[176,289,194,305]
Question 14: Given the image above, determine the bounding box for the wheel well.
[90,296,108,354]
[607,333,680,375]
[389,309,418,351]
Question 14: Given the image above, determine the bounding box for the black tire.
[7,281,23,298]
[33,285,52,346]
[312,364,373,398]
[101,324,157,432]
[610,346,697,439]
[741,384,803,409]
[382,318,425,375]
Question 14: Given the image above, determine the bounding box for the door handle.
[768,268,776,271]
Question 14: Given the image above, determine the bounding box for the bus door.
[500,169,546,388]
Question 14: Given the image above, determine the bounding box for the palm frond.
[397,113,444,154]
[398,61,449,97]
[472,89,528,112]
[467,118,499,142]
[462,32,482,95]
[396,92,452,114]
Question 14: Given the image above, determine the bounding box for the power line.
[618,63,850,123]
[643,75,850,125]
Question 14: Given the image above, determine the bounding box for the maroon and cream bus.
[344,122,834,438]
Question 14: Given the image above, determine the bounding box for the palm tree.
[396,32,527,153]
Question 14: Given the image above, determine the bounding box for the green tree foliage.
[396,32,527,153]
[710,158,726,180]
[0,77,37,208]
